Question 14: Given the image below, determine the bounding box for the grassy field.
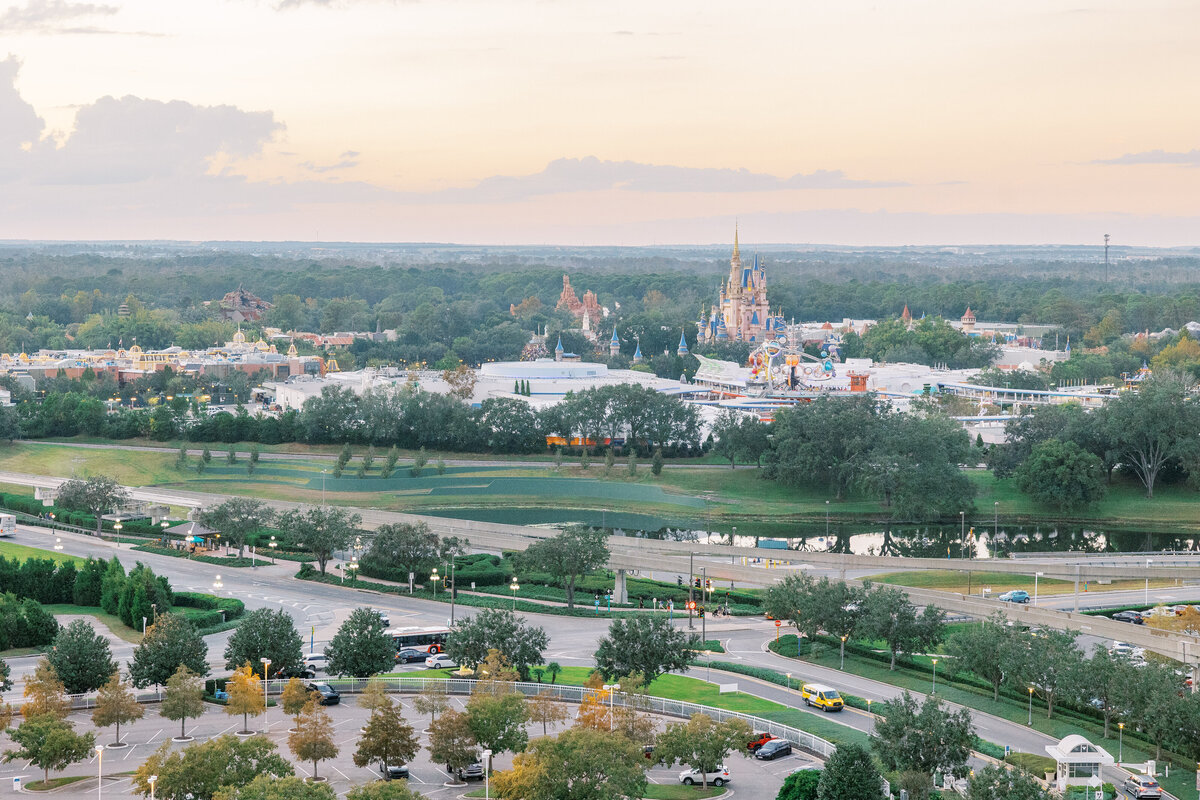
[864,569,1182,597]
[0,540,83,565]
[466,786,723,800]
[24,776,89,791]
[9,439,1200,532]
[42,604,141,643]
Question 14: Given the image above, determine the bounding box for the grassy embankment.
[865,569,1182,598]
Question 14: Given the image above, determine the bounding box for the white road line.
[123,745,139,760]
[332,718,358,728]
[331,767,351,781]
[213,723,237,735]
[146,728,163,743]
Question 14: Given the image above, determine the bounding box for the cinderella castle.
[696,228,786,344]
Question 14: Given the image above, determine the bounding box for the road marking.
[331,767,351,781]
[123,745,139,760]
[146,728,163,743]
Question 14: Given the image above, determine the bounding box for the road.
[7,522,1183,798]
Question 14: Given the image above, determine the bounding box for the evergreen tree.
[651,447,664,476]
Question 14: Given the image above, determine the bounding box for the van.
[800,684,844,712]
[0,514,15,537]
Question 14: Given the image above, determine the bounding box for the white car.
[371,609,391,626]
[425,654,457,669]
[679,766,730,787]
[303,653,327,673]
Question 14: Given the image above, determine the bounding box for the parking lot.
[0,687,816,798]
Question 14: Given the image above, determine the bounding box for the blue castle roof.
[555,336,564,352]
[677,330,689,353]
[633,340,642,358]
[610,328,620,345]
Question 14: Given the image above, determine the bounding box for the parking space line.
[123,745,139,760]
[146,728,163,743]
[331,767,351,781]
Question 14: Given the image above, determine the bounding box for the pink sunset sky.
[2,0,1199,245]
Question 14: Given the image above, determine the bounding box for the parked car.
[755,739,793,760]
[1122,774,1162,799]
[305,682,340,705]
[1112,611,1145,624]
[998,590,1030,604]
[455,763,485,781]
[679,766,730,787]
[379,764,409,780]
[800,684,844,712]
[371,609,391,626]
[426,654,458,670]
[746,732,776,752]
[1142,605,1175,619]
[1109,642,1135,658]
[396,648,427,664]
[303,654,327,673]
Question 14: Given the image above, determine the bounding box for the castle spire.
[733,223,740,261]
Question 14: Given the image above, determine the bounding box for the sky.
[2,0,1200,246]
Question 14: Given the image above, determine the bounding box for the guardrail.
[23,677,837,759]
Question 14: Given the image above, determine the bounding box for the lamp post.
[430,567,439,598]
[602,684,621,731]
[959,511,965,557]
[1027,687,1034,726]
[269,535,277,564]
[113,521,122,544]
[54,537,62,552]
[932,658,938,693]
[993,501,998,538]
[825,500,830,538]
[482,749,492,800]
[840,635,847,670]
[213,575,223,591]
[1034,572,1044,606]
[1145,559,1152,604]
[348,556,358,582]
[1118,721,1124,762]
[96,745,103,800]
[866,699,872,732]
[785,672,791,692]
[148,775,157,800]
[510,576,520,610]
[260,658,271,731]
[449,560,457,624]
[321,469,327,506]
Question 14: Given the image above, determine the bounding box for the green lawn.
[0,540,83,565]
[466,787,723,800]
[24,776,89,791]
[42,604,141,643]
[864,569,1180,598]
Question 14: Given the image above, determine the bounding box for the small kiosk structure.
[1045,735,1114,794]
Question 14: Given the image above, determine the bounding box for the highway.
[5,522,1189,798]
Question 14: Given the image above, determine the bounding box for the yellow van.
[800,684,844,712]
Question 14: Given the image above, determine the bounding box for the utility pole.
[701,566,707,645]
[1104,233,1110,282]
[688,552,695,630]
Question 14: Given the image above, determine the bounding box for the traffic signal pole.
[688,552,695,630]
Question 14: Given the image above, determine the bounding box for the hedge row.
[173,591,246,620]
[131,544,256,568]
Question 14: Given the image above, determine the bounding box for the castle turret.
[555,336,564,362]
[632,338,643,363]
[677,330,689,356]
[609,328,620,357]
[961,306,976,334]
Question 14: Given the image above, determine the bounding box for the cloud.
[300,157,359,173]
[1093,148,1200,166]
[0,0,117,32]
[427,156,907,203]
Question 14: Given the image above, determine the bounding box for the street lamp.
[113,522,122,542]
[348,556,359,582]
[269,535,277,564]
[959,511,965,556]
[482,749,492,800]
[96,745,103,800]
[213,574,223,591]
[932,658,938,693]
[148,775,157,800]
[430,567,439,597]
[840,635,847,670]
[993,501,998,538]
[785,672,791,692]
[1027,687,1034,726]
[1118,721,1124,762]
[825,500,830,537]
[54,537,62,551]
[510,576,520,610]
[1034,572,1044,606]
[260,658,271,730]
[866,699,873,732]
[449,560,457,624]
[602,684,621,731]
[1145,559,1152,604]
[321,469,327,506]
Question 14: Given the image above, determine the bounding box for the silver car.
[1123,774,1161,799]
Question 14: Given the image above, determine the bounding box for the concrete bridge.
[3,470,1198,672]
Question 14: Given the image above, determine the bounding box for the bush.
[172,592,246,620]
[1004,752,1055,776]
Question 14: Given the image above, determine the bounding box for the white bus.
[0,514,15,537]
[386,625,450,655]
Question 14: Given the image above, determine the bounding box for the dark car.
[396,648,426,664]
[454,762,485,781]
[1113,611,1145,625]
[379,764,409,781]
[755,739,793,760]
[306,682,340,705]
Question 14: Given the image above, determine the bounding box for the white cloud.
[0,0,117,32]
[1094,148,1200,166]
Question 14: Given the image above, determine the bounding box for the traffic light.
[698,607,705,618]
[693,577,701,589]
[705,579,712,590]
[676,576,683,587]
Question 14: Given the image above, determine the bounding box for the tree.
[21,659,69,720]
[46,618,117,694]
[465,683,528,756]
[1015,439,1107,511]
[92,671,144,746]
[413,682,449,729]
[525,689,568,736]
[491,727,647,800]
[54,474,131,535]
[277,506,361,575]
[130,612,210,688]
[817,742,885,800]
[132,734,294,800]
[1105,371,1200,497]
[325,608,394,678]
[353,702,419,774]
[651,448,664,476]
[280,677,313,730]
[945,614,1024,701]
[3,715,95,785]
[0,659,10,693]
[966,764,1052,800]
[763,573,823,642]
[810,578,865,666]
[201,498,275,559]
[160,664,204,741]
[857,584,945,670]
[1122,659,1195,759]
[214,775,336,800]
[764,395,885,500]
[444,364,476,400]
[593,615,698,684]
[444,608,548,680]
[427,709,477,779]
[411,447,427,477]
[380,446,399,479]
[777,768,821,800]
[99,557,126,615]
[872,691,974,789]
[345,782,430,800]
[224,608,303,677]
[1078,648,1134,739]
[226,663,266,735]
[1015,628,1081,719]
[518,525,608,608]
[654,713,751,789]
[289,698,338,781]
[361,522,461,586]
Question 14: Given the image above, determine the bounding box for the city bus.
[387,626,450,655]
